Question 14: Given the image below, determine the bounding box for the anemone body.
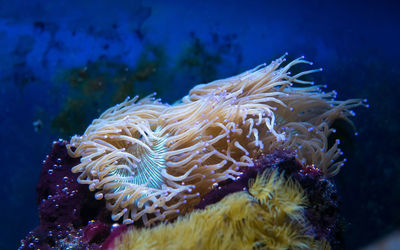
[67,55,363,225]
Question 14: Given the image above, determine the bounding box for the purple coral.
[20,140,112,249]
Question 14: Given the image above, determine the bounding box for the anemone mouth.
[108,129,168,193]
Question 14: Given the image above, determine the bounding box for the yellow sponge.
[113,170,330,250]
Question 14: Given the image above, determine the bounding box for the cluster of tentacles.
[67,55,365,226]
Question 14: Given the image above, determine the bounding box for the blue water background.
[0,0,399,249]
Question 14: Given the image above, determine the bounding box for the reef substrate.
[20,141,343,249]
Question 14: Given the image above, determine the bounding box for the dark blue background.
[0,0,398,249]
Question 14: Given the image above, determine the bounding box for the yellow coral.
[113,170,330,250]
[67,55,363,225]
[249,170,306,222]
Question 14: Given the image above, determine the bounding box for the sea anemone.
[67,55,364,226]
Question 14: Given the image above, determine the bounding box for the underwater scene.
[1,0,399,249]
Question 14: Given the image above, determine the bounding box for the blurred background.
[0,0,399,249]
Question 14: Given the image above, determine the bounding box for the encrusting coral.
[67,54,365,226]
[111,170,330,250]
